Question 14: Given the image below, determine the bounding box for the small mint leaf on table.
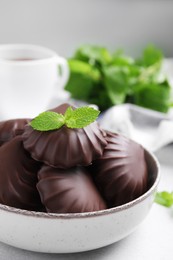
[65,107,100,128]
[30,111,65,131]
[155,191,173,208]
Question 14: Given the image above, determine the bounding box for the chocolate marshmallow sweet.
[91,131,148,207]
[0,136,42,210]
[37,166,106,213]
[0,118,30,146]
[23,104,107,168]
[0,103,149,213]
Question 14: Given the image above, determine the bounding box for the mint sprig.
[65,106,100,128]
[30,111,65,131]
[30,106,100,131]
[155,191,173,208]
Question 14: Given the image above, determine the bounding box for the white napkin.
[99,104,173,152]
[151,120,173,151]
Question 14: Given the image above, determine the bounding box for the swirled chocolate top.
[92,131,148,207]
[37,165,106,213]
[22,104,107,168]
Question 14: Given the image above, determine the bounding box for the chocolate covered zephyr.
[0,102,149,214]
[0,118,30,146]
[92,131,148,207]
[0,136,42,210]
[23,104,107,168]
[37,166,106,213]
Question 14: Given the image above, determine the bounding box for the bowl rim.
[0,149,160,219]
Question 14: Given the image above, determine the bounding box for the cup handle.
[47,56,70,108]
[55,56,69,89]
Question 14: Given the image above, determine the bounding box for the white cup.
[0,44,69,119]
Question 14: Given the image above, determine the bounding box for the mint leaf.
[30,106,100,131]
[65,107,100,128]
[74,45,112,66]
[112,49,135,66]
[155,191,173,208]
[64,106,74,120]
[103,66,129,105]
[65,59,100,100]
[133,80,171,113]
[30,111,65,131]
[136,44,163,67]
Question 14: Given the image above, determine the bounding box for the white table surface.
[0,145,172,260]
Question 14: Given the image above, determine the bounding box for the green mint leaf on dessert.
[155,191,173,208]
[64,106,74,120]
[65,107,100,128]
[30,106,100,131]
[30,111,65,131]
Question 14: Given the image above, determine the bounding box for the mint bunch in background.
[65,44,172,112]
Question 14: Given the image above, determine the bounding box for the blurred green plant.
[65,44,172,112]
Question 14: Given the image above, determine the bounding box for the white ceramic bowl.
[0,149,160,253]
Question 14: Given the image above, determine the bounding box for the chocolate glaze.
[0,136,43,210]
[0,118,30,146]
[37,166,106,213]
[23,104,107,168]
[50,103,72,114]
[91,131,148,207]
